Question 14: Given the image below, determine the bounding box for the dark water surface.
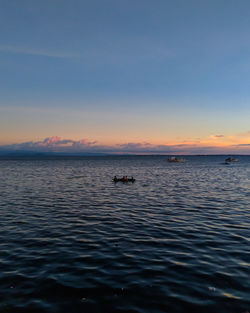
[0,155,249,313]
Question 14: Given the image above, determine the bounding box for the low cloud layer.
[2,136,97,151]
[1,136,250,155]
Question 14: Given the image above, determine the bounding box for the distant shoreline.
[0,153,248,160]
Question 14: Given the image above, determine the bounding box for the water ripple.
[0,156,249,313]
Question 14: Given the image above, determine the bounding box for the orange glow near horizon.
[0,131,249,155]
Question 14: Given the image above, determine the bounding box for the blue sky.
[0,0,250,153]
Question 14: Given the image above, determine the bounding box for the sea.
[0,155,249,313]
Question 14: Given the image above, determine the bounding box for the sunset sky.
[0,0,250,154]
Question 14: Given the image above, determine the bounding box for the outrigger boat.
[225,157,238,163]
[168,157,186,162]
[113,176,135,183]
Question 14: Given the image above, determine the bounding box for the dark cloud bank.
[0,136,249,155]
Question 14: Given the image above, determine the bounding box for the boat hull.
[113,178,135,183]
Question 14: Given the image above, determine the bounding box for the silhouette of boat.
[168,157,186,162]
[113,177,135,183]
[225,157,238,163]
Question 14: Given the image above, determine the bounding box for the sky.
[0,0,250,154]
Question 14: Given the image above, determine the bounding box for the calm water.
[0,155,249,313]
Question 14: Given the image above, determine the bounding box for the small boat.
[225,157,238,163]
[113,176,135,183]
[168,157,186,162]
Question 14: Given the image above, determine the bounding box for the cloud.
[1,136,250,155]
[0,136,95,152]
[214,135,224,138]
[0,45,79,58]
[43,136,62,145]
[0,41,173,63]
[235,144,250,147]
[210,134,225,139]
